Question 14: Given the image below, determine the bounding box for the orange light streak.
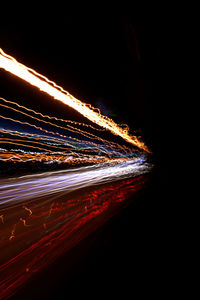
[0,118,114,157]
[19,218,30,227]
[0,97,130,154]
[0,48,149,152]
[22,206,32,216]
[0,97,106,132]
[9,224,16,241]
[0,215,4,224]
[0,114,109,153]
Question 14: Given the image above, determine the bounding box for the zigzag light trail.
[0,101,131,165]
[0,96,107,132]
[0,48,149,152]
[0,46,152,298]
[0,96,131,155]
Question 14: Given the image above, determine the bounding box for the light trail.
[0,48,149,152]
[0,173,150,299]
[0,158,151,208]
[0,96,107,132]
[0,45,153,299]
[0,94,138,167]
[0,96,131,154]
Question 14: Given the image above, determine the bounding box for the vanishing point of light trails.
[0,48,149,152]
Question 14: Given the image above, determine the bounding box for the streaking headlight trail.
[0,48,149,152]
[0,46,153,298]
[0,158,150,207]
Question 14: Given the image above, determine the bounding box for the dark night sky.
[1,14,171,298]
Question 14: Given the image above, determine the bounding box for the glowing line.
[0,138,74,152]
[0,97,106,132]
[0,98,130,154]
[0,140,58,153]
[0,116,115,157]
[0,158,150,207]
[0,48,149,152]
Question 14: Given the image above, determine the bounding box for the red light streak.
[0,176,148,299]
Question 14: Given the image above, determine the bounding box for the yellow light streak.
[0,48,149,152]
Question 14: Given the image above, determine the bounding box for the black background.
[0,14,171,298]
